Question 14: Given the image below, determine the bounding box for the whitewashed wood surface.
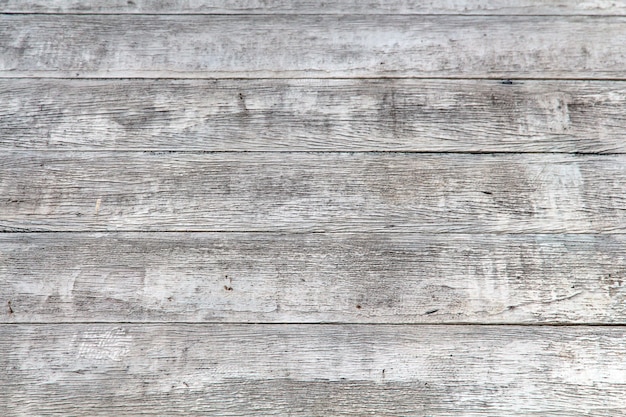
[2,1,626,415]
[2,324,626,416]
[3,15,626,78]
[2,0,626,14]
[2,152,626,233]
[3,79,626,152]
[2,233,625,324]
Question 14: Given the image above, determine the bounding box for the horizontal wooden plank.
[3,15,626,78]
[2,232,626,324]
[2,324,625,416]
[1,152,626,233]
[3,79,626,152]
[3,0,626,15]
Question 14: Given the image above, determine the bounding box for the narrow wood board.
[2,232,625,324]
[2,324,625,416]
[4,79,626,152]
[3,15,626,78]
[3,0,626,15]
[1,152,626,233]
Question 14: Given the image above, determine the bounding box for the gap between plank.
[1,321,626,326]
[3,13,626,17]
[6,75,626,81]
[4,230,626,234]
[4,76,626,80]
[4,150,622,155]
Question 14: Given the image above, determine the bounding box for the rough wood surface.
[3,15,626,78]
[3,0,626,15]
[2,324,625,416]
[3,3,626,414]
[1,152,625,233]
[4,79,626,152]
[2,232,626,324]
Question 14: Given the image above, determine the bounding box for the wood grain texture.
[4,3,625,416]
[2,324,626,416]
[4,79,626,152]
[2,152,626,233]
[3,0,626,15]
[2,232,626,324]
[3,15,626,78]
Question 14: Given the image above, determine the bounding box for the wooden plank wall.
[1,1,626,415]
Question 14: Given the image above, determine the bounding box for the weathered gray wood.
[3,15,626,78]
[4,79,626,152]
[2,232,626,324]
[1,152,625,233]
[2,324,625,416]
[4,4,624,417]
[3,0,626,15]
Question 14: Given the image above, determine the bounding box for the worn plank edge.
[3,0,626,15]
[7,73,626,80]
[3,322,626,326]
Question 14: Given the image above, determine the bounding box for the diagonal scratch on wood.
[493,291,584,316]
